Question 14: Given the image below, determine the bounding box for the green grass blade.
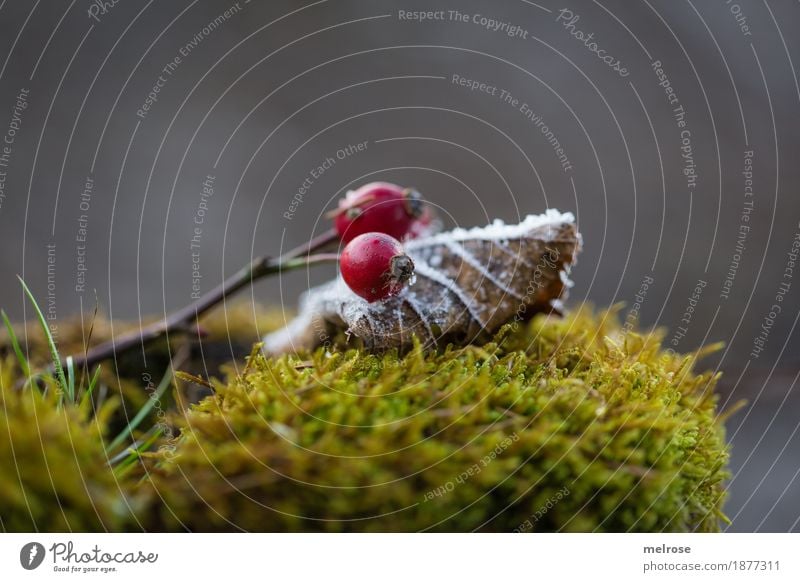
[1,309,30,378]
[80,365,102,406]
[65,356,76,403]
[17,276,67,395]
[109,438,143,465]
[114,427,163,478]
[107,367,173,452]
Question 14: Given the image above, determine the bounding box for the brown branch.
[65,228,340,371]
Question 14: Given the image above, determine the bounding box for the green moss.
[0,304,729,531]
[0,358,142,531]
[134,306,729,532]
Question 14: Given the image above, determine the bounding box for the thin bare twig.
[63,229,339,371]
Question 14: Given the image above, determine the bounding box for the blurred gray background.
[0,0,797,531]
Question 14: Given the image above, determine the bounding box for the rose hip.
[331,182,424,244]
[339,232,415,302]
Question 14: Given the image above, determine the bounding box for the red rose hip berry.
[340,233,415,302]
[331,182,424,244]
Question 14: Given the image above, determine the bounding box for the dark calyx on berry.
[389,254,415,285]
[401,188,424,219]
